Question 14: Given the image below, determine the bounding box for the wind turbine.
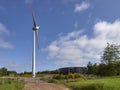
[30,6,40,78]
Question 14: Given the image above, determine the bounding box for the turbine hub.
[32,26,39,31]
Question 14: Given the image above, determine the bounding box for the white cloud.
[0,23,13,49]
[0,60,27,72]
[74,1,90,13]
[45,19,120,67]
[0,23,9,35]
[74,21,78,29]
[0,59,46,72]
[0,38,13,49]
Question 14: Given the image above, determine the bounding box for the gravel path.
[24,78,71,90]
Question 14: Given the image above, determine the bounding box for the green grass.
[0,78,24,90]
[51,76,120,90]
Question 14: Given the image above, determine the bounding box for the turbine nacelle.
[32,26,40,31]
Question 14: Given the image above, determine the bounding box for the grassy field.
[0,78,24,90]
[51,76,120,90]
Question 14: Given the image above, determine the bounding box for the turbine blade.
[30,6,37,27]
[35,30,40,48]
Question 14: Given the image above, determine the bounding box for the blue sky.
[0,0,120,72]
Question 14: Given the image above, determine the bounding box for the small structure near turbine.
[59,67,87,74]
[30,6,40,78]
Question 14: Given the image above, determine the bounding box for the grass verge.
[0,78,24,90]
[50,76,120,90]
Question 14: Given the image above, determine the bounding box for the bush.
[68,73,75,79]
[54,74,66,79]
[21,74,32,77]
[53,73,86,80]
[36,73,44,77]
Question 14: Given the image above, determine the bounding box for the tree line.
[0,67,17,76]
[0,67,58,77]
[87,43,120,76]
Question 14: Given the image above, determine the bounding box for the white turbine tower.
[30,7,39,78]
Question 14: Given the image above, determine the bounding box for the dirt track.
[24,78,70,90]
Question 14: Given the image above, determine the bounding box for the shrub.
[54,74,66,79]
[53,73,86,80]
[21,74,32,77]
[68,73,75,79]
[36,73,44,77]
